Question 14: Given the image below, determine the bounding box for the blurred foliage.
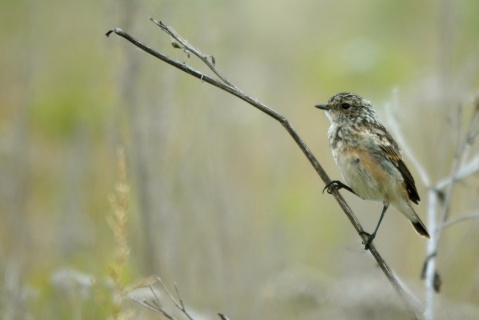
[1,0,479,319]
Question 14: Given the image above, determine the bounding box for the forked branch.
[130,277,228,320]
[106,20,420,320]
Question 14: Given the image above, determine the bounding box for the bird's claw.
[323,180,355,195]
[323,180,342,194]
[360,231,375,250]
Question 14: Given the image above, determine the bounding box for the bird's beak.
[315,104,330,111]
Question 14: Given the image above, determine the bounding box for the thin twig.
[131,279,212,320]
[106,21,420,320]
[154,277,195,320]
[148,283,163,309]
[435,151,479,190]
[130,285,177,319]
[156,277,179,306]
[174,285,185,311]
[424,189,438,320]
[130,296,176,320]
[442,210,479,228]
[428,97,479,244]
[174,284,194,320]
[440,99,479,220]
[424,94,479,318]
[150,18,239,91]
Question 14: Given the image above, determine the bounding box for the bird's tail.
[411,218,430,238]
[396,200,430,238]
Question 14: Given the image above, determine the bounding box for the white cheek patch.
[325,111,333,123]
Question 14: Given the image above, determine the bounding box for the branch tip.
[150,18,167,31]
[105,28,124,37]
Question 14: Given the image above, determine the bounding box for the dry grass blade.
[106,146,133,320]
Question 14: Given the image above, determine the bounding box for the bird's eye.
[341,103,351,110]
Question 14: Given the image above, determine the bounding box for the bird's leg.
[360,204,389,250]
[323,180,357,196]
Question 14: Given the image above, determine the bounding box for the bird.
[315,92,429,249]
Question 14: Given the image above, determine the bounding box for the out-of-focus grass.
[1,0,479,319]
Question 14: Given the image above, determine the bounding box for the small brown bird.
[315,92,430,249]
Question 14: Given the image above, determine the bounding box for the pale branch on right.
[386,90,479,320]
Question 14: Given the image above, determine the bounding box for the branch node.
[209,55,216,65]
[171,41,183,49]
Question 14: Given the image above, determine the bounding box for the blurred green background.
[1,0,479,319]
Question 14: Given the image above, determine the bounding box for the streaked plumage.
[315,93,429,249]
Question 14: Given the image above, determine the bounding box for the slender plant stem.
[106,21,420,320]
[424,189,438,320]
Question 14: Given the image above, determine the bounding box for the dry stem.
[107,146,132,320]
[106,20,422,319]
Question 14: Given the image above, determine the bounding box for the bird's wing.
[370,125,421,204]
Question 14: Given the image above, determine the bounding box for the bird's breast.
[332,143,400,202]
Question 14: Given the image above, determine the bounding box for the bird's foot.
[323,180,355,195]
[360,231,376,250]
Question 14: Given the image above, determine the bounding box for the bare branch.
[429,96,479,244]
[148,283,163,309]
[424,189,439,319]
[107,21,420,320]
[423,89,479,320]
[442,210,479,228]
[435,154,479,190]
[150,18,239,91]
[130,278,218,320]
[451,96,479,176]
[447,92,479,193]
[154,277,194,320]
[173,284,194,320]
[130,296,176,320]
[129,284,177,319]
